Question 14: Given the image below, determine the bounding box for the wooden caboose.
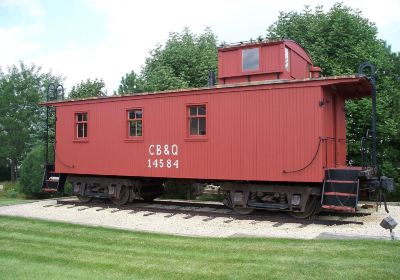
[42,40,378,217]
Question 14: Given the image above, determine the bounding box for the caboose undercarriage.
[66,174,323,217]
[59,164,389,219]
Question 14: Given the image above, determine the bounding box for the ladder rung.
[323,192,357,197]
[42,188,58,193]
[47,178,59,183]
[321,205,355,212]
[325,180,358,184]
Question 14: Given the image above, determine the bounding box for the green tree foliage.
[140,27,218,92]
[118,71,143,95]
[266,3,400,187]
[19,145,51,195]
[69,78,107,99]
[0,62,62,181]
[19,144,73,197]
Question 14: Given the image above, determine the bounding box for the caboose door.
[323,91,346,168]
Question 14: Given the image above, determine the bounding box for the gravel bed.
[0,199,398,240]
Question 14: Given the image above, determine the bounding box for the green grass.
[0,216,399,279]
[0,198,29,206]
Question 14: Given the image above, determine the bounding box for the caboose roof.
[41,75,372,107]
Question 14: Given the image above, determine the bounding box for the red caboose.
[42,40,383,217]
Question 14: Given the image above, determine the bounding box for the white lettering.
[149,145,155,156]
[164,145,169,155]
[172,144,178,156]
[147,144,180,169]
[156,145,162,155]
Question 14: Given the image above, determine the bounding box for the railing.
[360,129,372,169]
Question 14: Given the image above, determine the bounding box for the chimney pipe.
[310,66,322,78]
[208,70,215,87]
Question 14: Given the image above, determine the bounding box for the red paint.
[46,76,371,184]
[323,192,357,197]
[218,40,313,84]
[321,205,356,212]
[325,180,358,184]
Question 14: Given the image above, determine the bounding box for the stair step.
[325,169,358,181]
[324,181,358,194]
[323,192,357,197]
[322,194,357,208]
[321,205,356,212]
[47,177,60,182]
[42,188,58,193]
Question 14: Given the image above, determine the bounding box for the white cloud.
[0,0,45,19]
[1,0,399,94]
[0,25,43,65]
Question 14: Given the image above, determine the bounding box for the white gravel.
[0,199,399,240]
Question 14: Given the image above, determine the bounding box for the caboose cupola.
[217,40,318,84]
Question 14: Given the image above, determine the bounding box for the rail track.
[50,197,370,226]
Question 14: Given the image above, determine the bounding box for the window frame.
[74,111,89,142]
[126,107,144,141]
[284,47,291,72]
[242,47,260,72]
[186,103,207,140]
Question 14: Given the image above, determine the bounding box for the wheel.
[77,195,92,203]
[222,192,233,209]
[111,186,130,206]
[289,195,319,219]
[142,195,158,202]
[233,207,255,215]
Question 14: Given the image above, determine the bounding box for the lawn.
[0,198,29,206]
[0,216,398,280]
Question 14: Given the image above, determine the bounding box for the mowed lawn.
[0,216,399,280]
[0,198,29,206]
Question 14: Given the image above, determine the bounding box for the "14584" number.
[147,159,179,169]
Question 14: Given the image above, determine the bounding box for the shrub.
[19,145,56,198]
[0,181,24,199]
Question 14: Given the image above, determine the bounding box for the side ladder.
[42,164,67,193]
[321,168,359,212]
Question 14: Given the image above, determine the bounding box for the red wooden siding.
[218,40,313,84]
[51,78,371,184]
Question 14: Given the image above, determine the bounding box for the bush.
[20,145,73,198]
[20,145,48,196]
[0,181,24,199]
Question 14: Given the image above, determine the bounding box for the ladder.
[321,168,359,212]
[41,84,66,193]
[42,164,67,193]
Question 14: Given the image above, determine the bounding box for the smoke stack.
[208,70,216,87]
[310,66,322,78]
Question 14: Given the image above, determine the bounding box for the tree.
[266,3,400,188]
[0,62,62,181]
[69,78,107,99]
[140,27,218,92]
[118,71,143,95]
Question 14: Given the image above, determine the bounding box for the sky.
[0,0,399,94]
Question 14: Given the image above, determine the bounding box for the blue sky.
[0,0,399,93]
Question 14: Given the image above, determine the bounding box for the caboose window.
[75,113,88,138]
[188,105,206,136]
[127,109,143,137]
[285,47,290,71]
[242,48,259,71]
